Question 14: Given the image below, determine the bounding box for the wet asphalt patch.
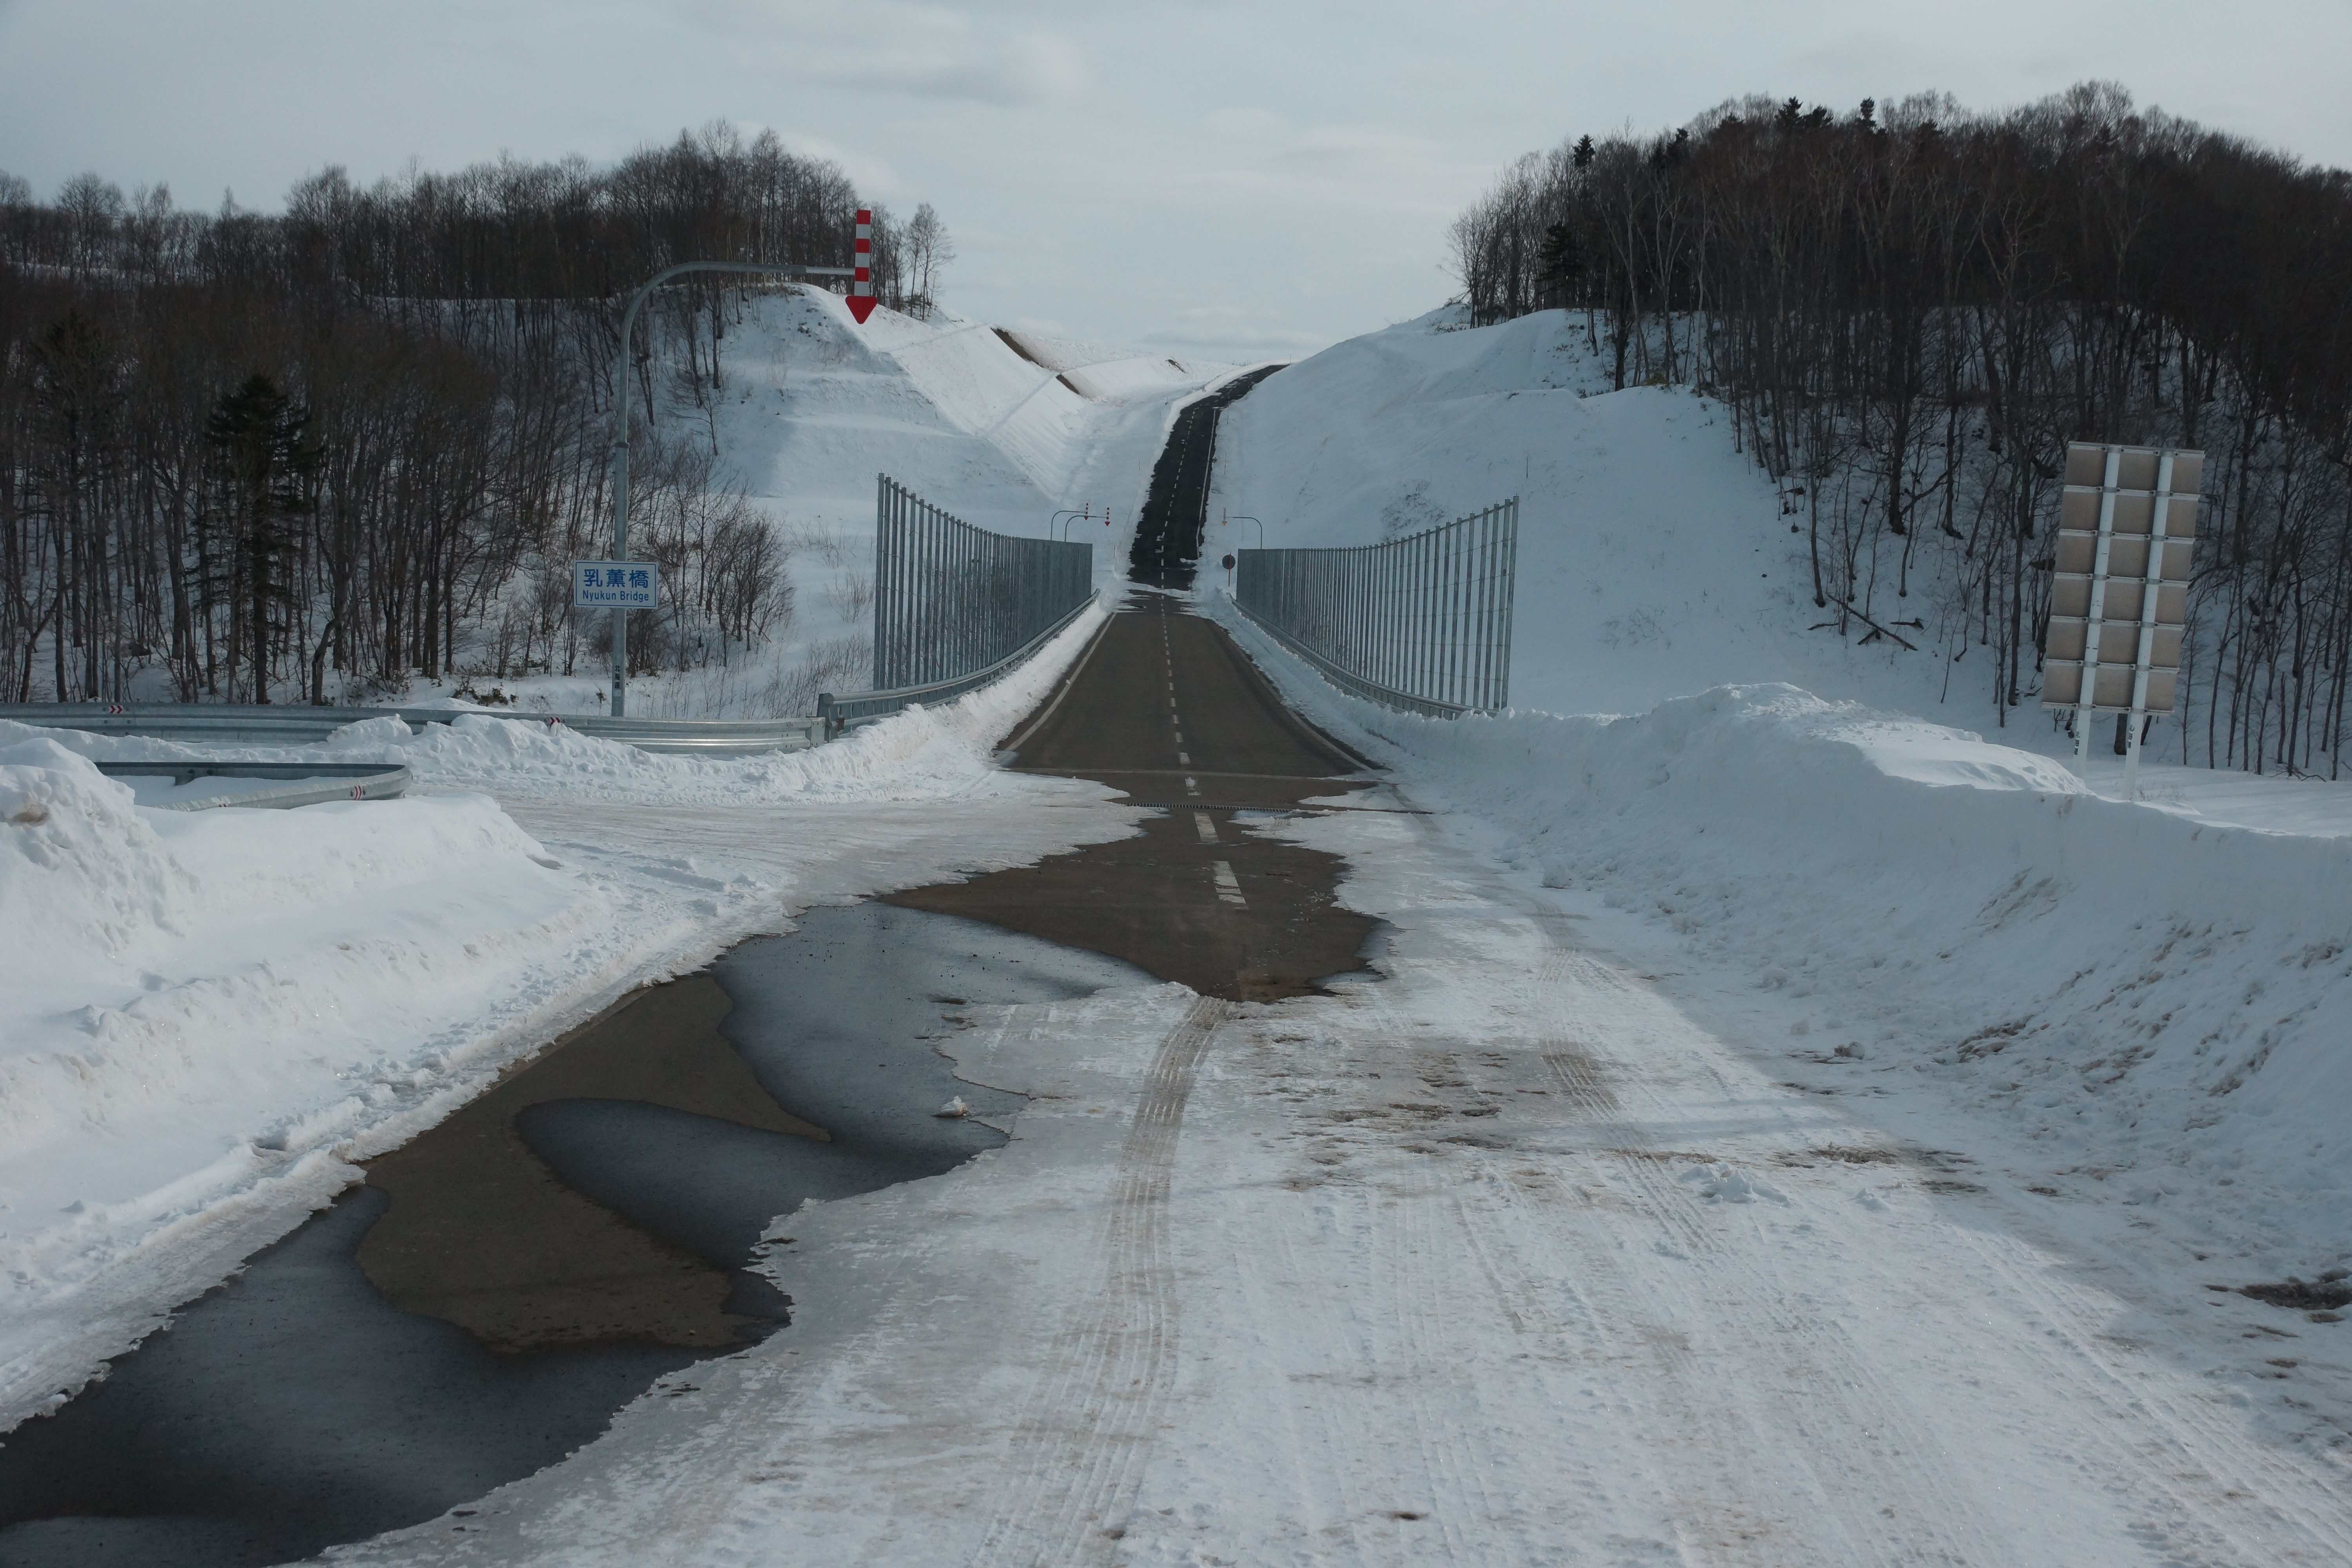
[0,904,1143,1568]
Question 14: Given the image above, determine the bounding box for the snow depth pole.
[848,210,878,324]
[603,258,857,716]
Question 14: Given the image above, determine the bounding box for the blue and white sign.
[572,560,659,609]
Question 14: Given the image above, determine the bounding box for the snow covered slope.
[1196,301,2352,1365]
[1210,307,1965,725]
[706,290,1227,549]
[453,292,1232,719]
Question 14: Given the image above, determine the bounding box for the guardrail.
[1231,498,1517,717]
[93,761,412,810]
[0,704,823,756]
[815,475,1096,733]
[875,474,1092,689]
[818,596,1092,734]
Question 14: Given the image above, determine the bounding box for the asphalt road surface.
[1127,366,1282,588]
[894,589,1383,1001]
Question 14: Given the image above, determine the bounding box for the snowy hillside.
[1210,309,2007,722]
[1209,305,2352,833]
[710,291,1228,540]
[458,292,1234,719]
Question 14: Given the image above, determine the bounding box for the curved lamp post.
[1221,512,1266,550]
[609,259,853,716]
[1049,507,1087,541]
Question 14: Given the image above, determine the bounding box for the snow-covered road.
[336,790,2352,1567]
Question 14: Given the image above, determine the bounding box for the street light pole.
[1222,512,1266,550]
[1049,507,1086,541]
[609,259,853,716]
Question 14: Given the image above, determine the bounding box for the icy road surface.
[337,800,2352,1568]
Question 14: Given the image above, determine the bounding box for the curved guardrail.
[92,761,412,811]
[0,704,822,756]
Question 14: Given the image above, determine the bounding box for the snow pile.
[0,730,595,1405]
[0,737,198,984]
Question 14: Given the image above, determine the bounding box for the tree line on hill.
[0,122,953,706]
[1448,82,2352,775]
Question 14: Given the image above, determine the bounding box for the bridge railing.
[1231,498,1517,717]
[822,474,1093,732]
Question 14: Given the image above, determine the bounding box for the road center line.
[1192,811,1218,844]
[1211,861,1246,906]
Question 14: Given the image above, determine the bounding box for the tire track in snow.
[968,994,1228,1567]
[1940,1223,2352,1566]
[1382,824,2003,1564]
[1413,816,2351,1564]
[1535,936,1999,1563]
[1289,987,1592,1565]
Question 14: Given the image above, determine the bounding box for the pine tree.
[1537,221,1586,310]
[201,375,316,703]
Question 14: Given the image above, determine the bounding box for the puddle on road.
[0,904,1144,1568]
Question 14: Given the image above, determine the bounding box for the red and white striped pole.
[848,208,877,323]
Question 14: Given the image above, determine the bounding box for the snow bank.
[9,601,1111,809]
[0,729,594,1412]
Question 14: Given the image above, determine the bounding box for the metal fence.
[825,474,1093,731]
[1231,498,1517,717]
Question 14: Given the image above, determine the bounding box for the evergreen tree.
[202,374,316,703]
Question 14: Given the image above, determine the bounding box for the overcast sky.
[4,0,2347,363]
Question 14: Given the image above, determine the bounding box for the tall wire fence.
[1232,499,1517,717]
[822,474,1093,730]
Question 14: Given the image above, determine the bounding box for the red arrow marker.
[849,208,877,323]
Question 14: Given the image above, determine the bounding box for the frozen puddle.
[0,904,1144,1567]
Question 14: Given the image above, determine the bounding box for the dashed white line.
[1192,811,1219,844]
[1211,860,1246,906]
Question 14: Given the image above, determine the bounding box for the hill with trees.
[1447,82,2352,774]
[0,124,952,707]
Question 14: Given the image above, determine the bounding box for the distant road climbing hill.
[1129,365,1284,588]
